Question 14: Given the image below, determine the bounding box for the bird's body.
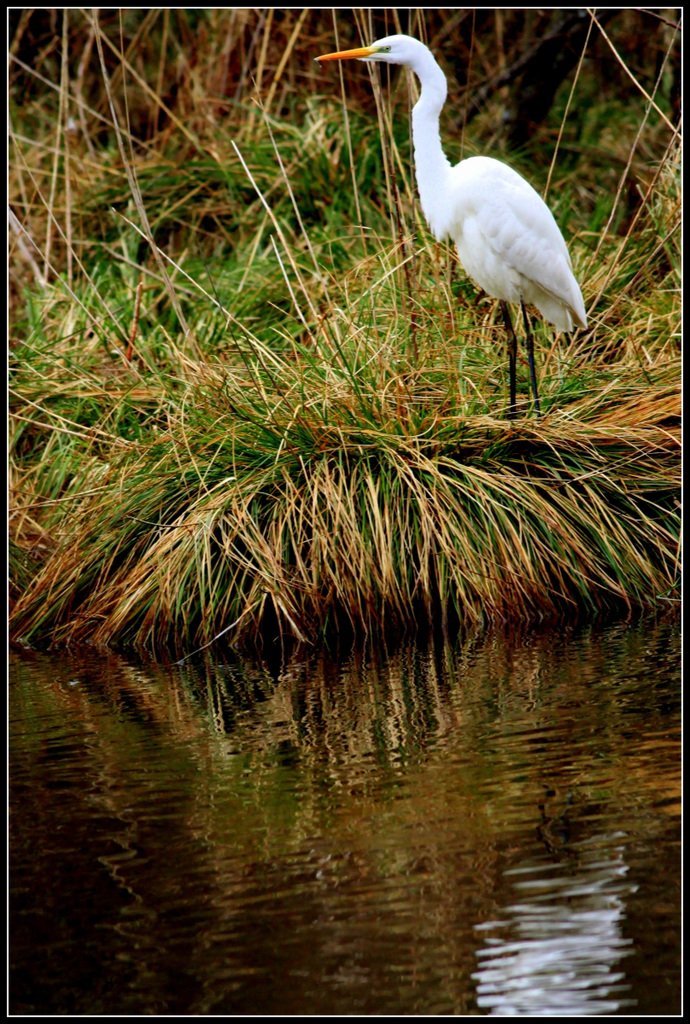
[317,34,587,416]
[434,156,586,333]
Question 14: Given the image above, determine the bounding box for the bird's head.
[316,34,431,71]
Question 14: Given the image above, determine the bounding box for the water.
[9,617,680,1015]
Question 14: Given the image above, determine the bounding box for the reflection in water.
[474,834,637,1015]
[9,617,680,1014]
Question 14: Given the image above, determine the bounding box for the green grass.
[9,10,680,652]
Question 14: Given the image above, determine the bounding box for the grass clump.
[10,330,680,652]
[9,10,680,652]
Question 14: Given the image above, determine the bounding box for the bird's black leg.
[500,300,518,420]
[521,299,541,416]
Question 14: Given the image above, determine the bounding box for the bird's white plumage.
[321,33,587,333]
[444,157,586,332]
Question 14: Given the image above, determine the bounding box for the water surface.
[10,617,680,1014]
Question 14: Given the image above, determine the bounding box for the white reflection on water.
[472,833,637,1015]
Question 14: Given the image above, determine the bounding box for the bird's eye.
[379,46,391,52]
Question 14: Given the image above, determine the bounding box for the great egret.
[316,34,587,419]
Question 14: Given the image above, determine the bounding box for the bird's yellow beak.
[316,45,377,63]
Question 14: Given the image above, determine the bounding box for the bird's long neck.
[409,51,452,240]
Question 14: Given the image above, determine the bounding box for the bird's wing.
[481,177,574,284]
[449,159,585,326]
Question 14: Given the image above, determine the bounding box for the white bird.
[316,34,587,418]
